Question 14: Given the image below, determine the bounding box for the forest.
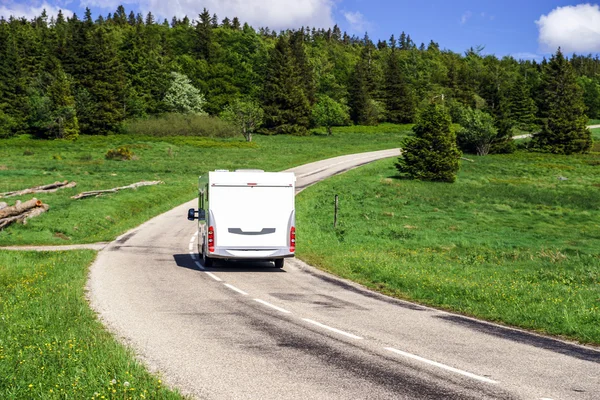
[0,5,596,153]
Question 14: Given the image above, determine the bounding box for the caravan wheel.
[202,244,213,268]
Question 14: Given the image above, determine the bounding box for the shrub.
[105,146,134,161]
[0,109,17,138]
[456,108,498,156]
[123,113,237,138]
[163,72,206,114]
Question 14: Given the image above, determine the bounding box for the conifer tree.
[290,30,316,106]
[195,8,213,61]
[396,103,461,182]
[0,22,28,133]
[348,60,372,124]
[79,25,126,134]
[508,74,537,132]
[261,35,311,135]
[531,48,592,154]
[385,51,416,123]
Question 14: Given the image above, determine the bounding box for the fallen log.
[0,203,49,230]
[71,180,163,200]
[461,157,475,162]
[0,180,77,198]
[0,198,43,219]
[0,202,7,210]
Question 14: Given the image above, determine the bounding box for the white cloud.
[460,11,472,25]
[343,10,367,33]
[536,4,600,53]
[80,0,335,30]
[0,1,73,20]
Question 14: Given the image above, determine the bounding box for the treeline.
[0,5,598,146]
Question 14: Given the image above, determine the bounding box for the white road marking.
[254,299,291,314]
[385,347,498,384]
[205,271,222,282]
[189,252,197,260]
[224,284,248,295]
[302,318,363,340]
[189,237,196,243]
[191,258,219,280]
[188,243,194,251]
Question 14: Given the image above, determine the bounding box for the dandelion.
[123,381,130,388]
[111,379,116,385]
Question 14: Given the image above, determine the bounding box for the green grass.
[588,119,600,125]
[296,151,600,344]
[0,250,184,399]
[311,122,414,135]
[0,128,409,245]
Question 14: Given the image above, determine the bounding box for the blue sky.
[2,1,599,59]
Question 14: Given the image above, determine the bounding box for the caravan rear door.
[209,179,294,250]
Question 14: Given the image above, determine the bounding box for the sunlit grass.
[296,151,600,344]
[0,128,408,245]
[0,250,185,399]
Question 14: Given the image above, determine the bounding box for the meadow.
[0,127,409,245]
[0,250,185,399]
[296,150,600,344]
[0,127,408,399]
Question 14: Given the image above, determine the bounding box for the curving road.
[88,149,599,400]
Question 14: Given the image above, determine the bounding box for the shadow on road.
[172,254,286,273]
[436,314,600,364]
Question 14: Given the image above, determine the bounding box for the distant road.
[513,123,600,140]
[86,148,599,400]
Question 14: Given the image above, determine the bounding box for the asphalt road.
[88,149,600,400]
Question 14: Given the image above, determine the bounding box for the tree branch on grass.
[71,181,163,200]
[0,180,76,198]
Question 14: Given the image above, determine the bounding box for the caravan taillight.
[208,226,215,253]
[290,226,296,252]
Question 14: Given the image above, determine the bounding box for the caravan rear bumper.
[208,247,294,260]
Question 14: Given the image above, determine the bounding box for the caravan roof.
[208,171,295,187]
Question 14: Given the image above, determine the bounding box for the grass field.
[0,128,409,245]
[0,250,184,399]
[296,151,600,344]
[0,128,408,398]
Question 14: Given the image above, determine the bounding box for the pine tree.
[0,22,28,133]
[531,49,592,154]
[508,74,537,132]
[195,8,213,61]
[47,62,79,139]
[385,51,416,123]
[290,30,316,106]
[348,60,372,124]
[79,25,126,134]
[261,35,311,135]
[396,103,461,182]
[114,6,127,26]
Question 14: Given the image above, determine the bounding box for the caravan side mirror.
[198,209,206,221]
[187,208,196,221]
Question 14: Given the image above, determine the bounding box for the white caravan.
[188,170,296,268]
